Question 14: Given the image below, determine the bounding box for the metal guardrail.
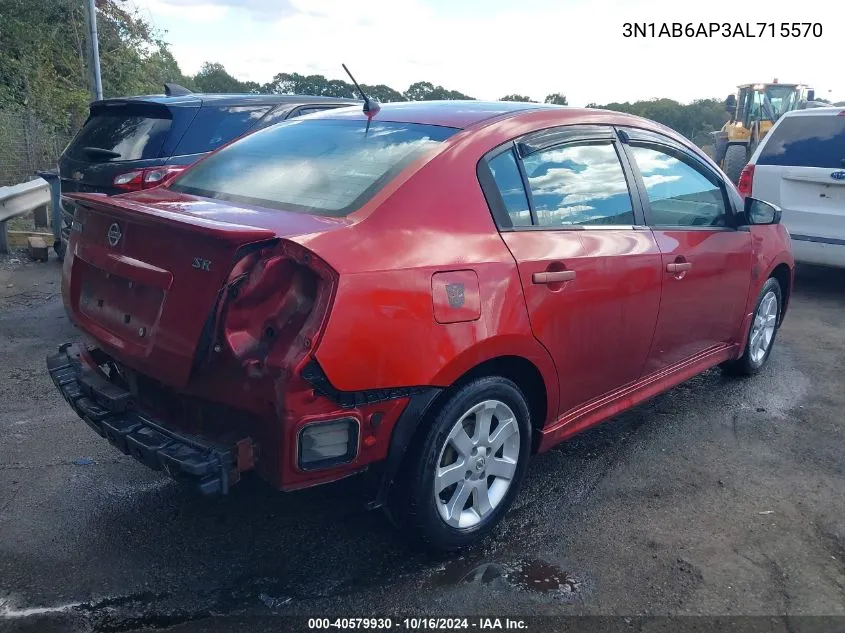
[0,178,52,254]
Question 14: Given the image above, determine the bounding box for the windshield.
[170,118,458,217]
[763,86,801,119]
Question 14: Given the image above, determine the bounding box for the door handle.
[666,262,692,273]
[533,270,576,284]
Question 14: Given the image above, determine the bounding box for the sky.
[128,0,842,106]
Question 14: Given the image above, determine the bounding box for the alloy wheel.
[434,399,521,529]
[749,290,778,364]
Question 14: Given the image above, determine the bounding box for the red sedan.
[48,101,794,551]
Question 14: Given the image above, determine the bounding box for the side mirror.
[807,89,815,102]
[725,94,737,112]
[744,197,781,225]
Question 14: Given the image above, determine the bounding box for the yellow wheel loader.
[714,81,821,183]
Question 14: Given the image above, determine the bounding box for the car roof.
[780,106,845,118]
[91,93,361,108]
[737,83,802,88]
[309,100,688,138]
[309,100,572,128]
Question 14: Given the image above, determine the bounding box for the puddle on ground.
[430,558,580,597]
[505,559,579,594]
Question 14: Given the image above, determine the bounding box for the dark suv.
[58,85,359,253]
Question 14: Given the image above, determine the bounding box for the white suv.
[740,107,845,267]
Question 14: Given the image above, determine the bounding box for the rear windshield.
[170,119,458,216]
[758,114,845,169]
[172,105,272,156]
[66,107,172,162]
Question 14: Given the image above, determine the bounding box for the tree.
[324,79,355,98]
[403,81,435,101]
[404,81,473,101]
[360,84,405,103]
[437,88,474,100]
[544,93,568,105]
[194,62,258,93]
[0,0,193,131]
[587,97,727,140]
[500,94,535,102]
[263,72,356,97]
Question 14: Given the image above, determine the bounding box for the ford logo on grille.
[107,222,122,247]
[831,171,845,181]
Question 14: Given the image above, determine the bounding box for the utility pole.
[83,0,103,101]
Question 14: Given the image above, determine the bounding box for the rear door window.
[758,115,845,169]
[521,142,635,227]
[65,108,172,162]
[170,118,457,216]
[487,149,532,227]
[172,105,272,155]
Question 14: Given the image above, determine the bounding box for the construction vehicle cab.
[715,81,816,183]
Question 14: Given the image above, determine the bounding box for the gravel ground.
[1,250,843,632]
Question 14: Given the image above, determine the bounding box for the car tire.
[723,144,748,184]
[391,376,532,552]
[713,134,728,164]
[723,277,782,376]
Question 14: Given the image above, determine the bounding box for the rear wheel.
[713,134,728,164]
[391,376,531,552]
[723,277,782,376]
[723,144,748,184]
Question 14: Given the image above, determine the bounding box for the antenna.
[342,64,380,116]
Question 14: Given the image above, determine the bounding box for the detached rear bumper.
[46,343,246,495]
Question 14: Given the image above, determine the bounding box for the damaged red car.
[48,100,794,551]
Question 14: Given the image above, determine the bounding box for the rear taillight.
[113,169,145,191]
[214,241,338,377]
[113,166,188,191]
[737,164,755,198]
[144,165,186,186]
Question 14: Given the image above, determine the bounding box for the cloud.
[524,145,631,204]
[134,0,844,104]
[629,149,675,174]
[641,174,683,189]
[132,0,228,22]
[153,0,300,17]
[536,204,596,225]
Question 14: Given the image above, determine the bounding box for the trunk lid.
[64,190,344,388]
[753,166,845,242]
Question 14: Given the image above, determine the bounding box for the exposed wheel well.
[446,355,548,434]
[770,263,792,323]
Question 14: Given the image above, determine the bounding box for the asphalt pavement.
[1,253,843,632]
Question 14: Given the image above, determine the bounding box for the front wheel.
[723,277,782,376]
[391,377,532,552]
[723,144,748,184]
